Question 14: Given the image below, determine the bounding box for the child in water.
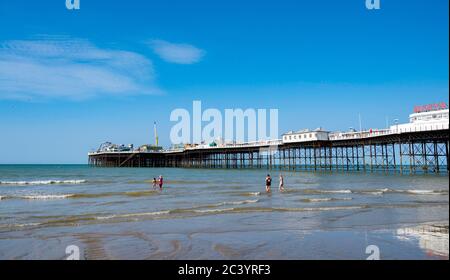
[152,178,157,188]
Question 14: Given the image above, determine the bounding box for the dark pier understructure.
[89,129,449,174]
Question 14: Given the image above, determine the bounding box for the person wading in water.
[158,175,164,190]
[279,174,285,192]
[265,174,272,193]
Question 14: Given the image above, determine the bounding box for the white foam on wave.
[304,198,333,202]
[349,188,447,196]
[404,190,442,195]
[302,197,353,202]
[219,199,259,206]
[94,204,368,221]
[0,180,86,186]
[379,189,446,195]
[303,205,365,211]
[319,189,352,194]
[369,192,384,195]
[359,191,384,196]
[359,188,447,195]
[194,208,235,214]
[96,210,170,220]
[249,192,261,196]
[0,222,41,229]
[20,194,74,200]
[195,205,365,214]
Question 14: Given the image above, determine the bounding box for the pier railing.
[329,129,391,141]
[329,122,449,141]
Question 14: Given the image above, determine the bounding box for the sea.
[0,164,448,259]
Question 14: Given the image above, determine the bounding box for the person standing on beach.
[265,174,272,193]
[279,174,285,192]
[158,175,164,190]
[152,178,157,189]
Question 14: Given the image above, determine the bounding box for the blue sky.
[0,0,448,163]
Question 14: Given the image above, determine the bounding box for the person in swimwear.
[158,175,164,189]
[279,174,285,192]
[152,178,157,188]
[265,174,272,193]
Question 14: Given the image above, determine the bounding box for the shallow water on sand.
[0,165,448,259]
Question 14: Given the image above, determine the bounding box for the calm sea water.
[0,165,448,260]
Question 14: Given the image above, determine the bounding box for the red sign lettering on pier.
[413,102,448,113]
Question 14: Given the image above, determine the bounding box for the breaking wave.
[187,205,367,214]
[301,188,447,196]
[19,194,75,200]
[0,180,86,186]
[219,199,259,206]
[194,208,236,214]
[370,188,448,195]
[0,222,42,230]
[2,189,161,201]
[301,197,353,203]
[403,189,447,195]
[302,189,353,194]
[196,199,259,208]
[243,192,261,197]
[225,191,262,197]
[96,210,171,220]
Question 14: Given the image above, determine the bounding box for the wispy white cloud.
[0,38,161,101]
[149,39,205,64]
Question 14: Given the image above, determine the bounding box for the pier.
[89,105,449,174]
